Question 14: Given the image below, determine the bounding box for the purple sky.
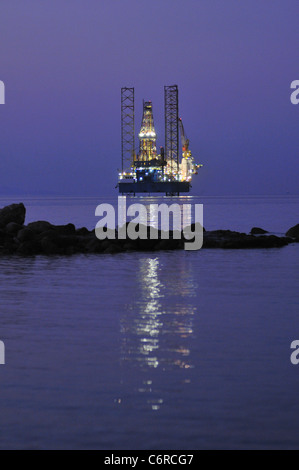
[0,0,298,196]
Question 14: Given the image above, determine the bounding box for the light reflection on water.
[120,256,196,411]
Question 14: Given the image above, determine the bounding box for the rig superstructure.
[118,85,202,195]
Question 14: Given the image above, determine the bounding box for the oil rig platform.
[118,85,202,196]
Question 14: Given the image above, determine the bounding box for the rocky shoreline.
[0,203,298,256]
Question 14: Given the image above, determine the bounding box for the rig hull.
[119,181,190,195]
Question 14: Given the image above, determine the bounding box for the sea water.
[0,196,298,449]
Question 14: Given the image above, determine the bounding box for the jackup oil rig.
[118,85,202,196]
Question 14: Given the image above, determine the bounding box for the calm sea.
[0,195,298,450]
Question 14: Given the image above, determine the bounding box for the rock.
[0,229,6,242]
[54,223,76,234]
[54,234,79,251]
[40,236,59,255]
[137,238,158,251]
[76,227,90,236]
[203,231,290,249]
[103,243,122,254]
[0,204,26,229]
[2,239,18,254]
[17,228,35,243]
[286,224,299,240]
[39,232,79,255]
[154,239,172,251]
[27,221,54,234]
[123,242,135,251]
[5,222,23,235]
[17,240,38,256]
[85,238,105,253]
[36,229,58,243]
[251,227,268,235]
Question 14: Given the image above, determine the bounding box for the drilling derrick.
[134,100,165,184]
[138,101,157,162]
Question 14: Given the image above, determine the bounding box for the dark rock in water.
[0,229,6,242]
[123,242,135,252]
[36,229,58,241]
[40,236,59,255]
[17,240,39,256]
[54,223,76,234]
[2,240,18,254]
[55,234,79,250]
[38,232,80,255]
[0,204,26,229]
[250,227,268,235]
[103,244,122,254]
[5,222,23,235]
[0,202,296,256]
[137,238,159,251]
[286,224,299,240]
[155,239,176,251]
[27,221,54,234]
[17,228,35,243]
[76,227,90,236]
[203,230,290,249]
[85,238,105,254]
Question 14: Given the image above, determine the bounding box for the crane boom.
[178,117,202,182]
[179,118,190,152]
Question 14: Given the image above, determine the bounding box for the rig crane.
[178,117,202,182]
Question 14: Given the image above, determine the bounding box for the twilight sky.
[0,0,298,196]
